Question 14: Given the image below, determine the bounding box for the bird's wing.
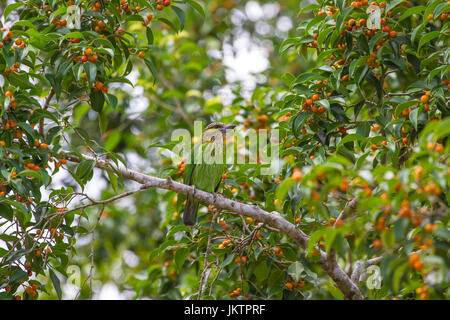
[183,143,198,185]
[184,162,195,185]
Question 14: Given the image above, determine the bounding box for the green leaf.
[174,248,189,271]
[254,259,269,282]
[89,90,105,112]
[7,72,34,89]
[307,229,326,255]
[171,6,186,30]
[185,0,206,19]
[146,27,154,45]
[386,0,405,13]
[399,6,425,21]
[417,31,440,52]
[287,262,304,281]
[144,58,157,83]
[275,178,295,204]
[408,108,419,131]
[49,268,62,300]
[75,160,95,181]
[83,63,97,87]
[157,17,178,32]
[4,2,24,19]
[11,269,28,283]
[0,203,13,221]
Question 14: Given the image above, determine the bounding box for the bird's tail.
[183,197,199,226]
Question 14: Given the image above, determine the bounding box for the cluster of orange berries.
[25,284,39,297]
[427,12,448,21]
[414,234,433,253]
[301,93,326,114]
[4,62,21,77]
[442,80,450,90]
[274,246,283,258]
[67,37,80,47]
[35,246,52,257]
[0,182,6,197]
[81,48,98,63]
[398,200,412,218]
[218,218,228,229]
[408,253,424,271]
[35,228,63,240]
[93,19,107,33]
[33,139,48,149]
[424,223,438,233]
[399,106,412,118]
[24,162,41,172]
[54,158,67,168]
[115,0,131,13]
[2,28,13,43]
[416,285,429,300]
[93,81,108,93]
[426,141,444,153]
[156,0,171,11]
[2,119,19,135]
[142,14,153,27]
[278,111,291,122]
[175,158,186,175]
[218,238,231,249]
[234,256,247,264]
[285,277,305,290]
[92,1,104,12]
[420,90,431,105]
[229,287,241,297]
[350,0,371,8]
[421,181,441,196]
[317,5,339,17]
[51,17,67,28]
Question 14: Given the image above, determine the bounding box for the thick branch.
[62,152,364,300]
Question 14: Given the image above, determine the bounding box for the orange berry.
[292,168,303,182]
[420,95,429,104]
[373,239,382,249]
[284,282,293,289]
[435,144,443,153]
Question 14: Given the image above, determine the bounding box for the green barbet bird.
[182,122,236,226]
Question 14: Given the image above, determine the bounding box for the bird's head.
[202,122,236,143]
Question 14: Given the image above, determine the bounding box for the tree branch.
[39,88,55,139]
[62,151,364,300]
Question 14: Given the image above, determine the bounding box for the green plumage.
[182,143,225,226]
[183,122,234,226]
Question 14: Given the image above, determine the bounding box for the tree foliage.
[0,0,448,300]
